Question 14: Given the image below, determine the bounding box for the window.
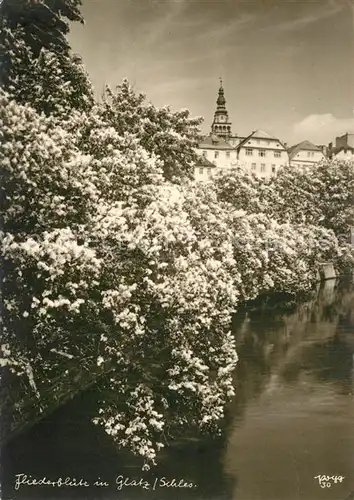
[259,149,266,157]
[214,151,219,159]
[272,164,276,173]
[246,148,253,156]
[307,151,314,157]
[226,151,230,158]
[257,140,260,145]
[207,168,212,178]
[251,163,256,170]
[202,150,207,157]
[274,151,281,158]
[261,164,266,172]
[199,168,203,175]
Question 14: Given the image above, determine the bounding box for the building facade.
[195,135,236,181]
[195,154,218,182]
[288,140,326,167]
[198,135,237,168]
[331,148,354,160]
[236,129,289,178]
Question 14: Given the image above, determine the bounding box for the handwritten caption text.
[14,473,197,492]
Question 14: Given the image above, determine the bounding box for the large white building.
[287,140,326,167]
[236,129,289,178]
[195,81,289,180]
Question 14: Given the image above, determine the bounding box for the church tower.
[211,78,232,141]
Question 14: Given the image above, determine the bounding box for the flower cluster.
[0,91,239,468]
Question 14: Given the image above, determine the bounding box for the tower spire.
[211,79,232,140]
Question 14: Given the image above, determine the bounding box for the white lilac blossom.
[1,76,353,471]
[0,92,239,469]
[97,80,203,182]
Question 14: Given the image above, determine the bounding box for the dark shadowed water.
[1,279,354,500]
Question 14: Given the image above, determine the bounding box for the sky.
[69,0,354,145]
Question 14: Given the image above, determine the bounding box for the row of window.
[215,125,231,132]
[203,150,235,159]
[295,151,316,158]
[294,152,321,160]
[246,148,282,158]
[198,167,213,177]
[251,163,277,173]
[198,164,279,176]
[203,149,283,160]
[248,140,280,146]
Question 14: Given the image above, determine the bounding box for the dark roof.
[235,129,286,150]
[235,132,254,149]
[331,145,354,155]
[196,155,216,167]
[250,129,279,140]
[229,135,246,144]
[199,134,235,150]
[288,140,322,160]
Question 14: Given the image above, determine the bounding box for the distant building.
[195,154,217,182]
[328,133,354,160]
[198,134,237,169]
[331,147,354,160]
[287,140,326,167]
[236,129,289,178]
[335,132,354,149]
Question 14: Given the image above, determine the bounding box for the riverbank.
[1,279,353,500]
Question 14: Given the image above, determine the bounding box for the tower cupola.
[217,84,226,107]
[211,78,232,141]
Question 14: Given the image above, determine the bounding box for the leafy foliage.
[265,161,354,236]
[0,0,93,116]
[99,81,203,182]
[0,0,83,56]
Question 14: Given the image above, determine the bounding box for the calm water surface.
[2,279,354,500]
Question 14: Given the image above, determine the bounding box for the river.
[1,279,354,500]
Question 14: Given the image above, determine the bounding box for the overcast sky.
[69,0,354,145]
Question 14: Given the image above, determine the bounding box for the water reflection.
[226,279,354,500]
[1,280,354,500]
